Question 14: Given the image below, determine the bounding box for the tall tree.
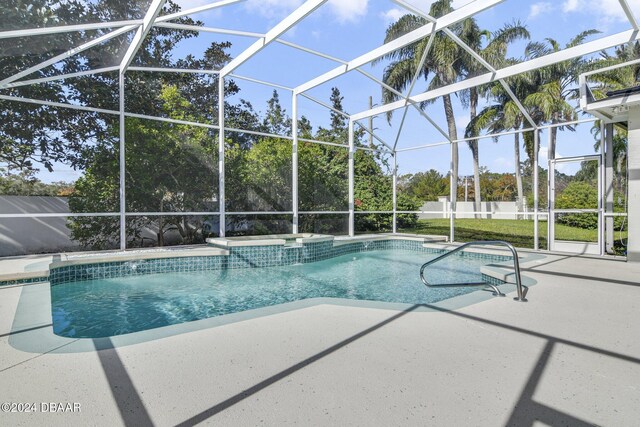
[262,90,291,136]
[376,0,462,208]
[523,30,600,160]
[459,21,529,216]
[0,0,204,173]
[466,70,535,215]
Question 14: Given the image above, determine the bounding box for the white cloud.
[529,0,640,24]
[244,0,303,20]
[380,8,407,25]
[456,116,470,133]
[528,2,554,19]
[554,0,640,28]
[328,0,368,23]
[493,156,514,169]
[244,0,368,24]
[562,0,579,12]
[539,145,570,172]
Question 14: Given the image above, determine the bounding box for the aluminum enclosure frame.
[0,0,637,252]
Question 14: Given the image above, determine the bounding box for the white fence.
[419,197,532,220]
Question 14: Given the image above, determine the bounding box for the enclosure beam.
[2,67,119,88]
[220,0,327,77]
[218,76,226,237]
[389,0,536,131]
[301,93,392,151]
[533,129,540,251]
[292,93,299,234]
[118,71,126,250]
[352,29,640,121]
[618,0,639,30]
[547,130,554,251]
[295,0,504,94]
[0,93,362,150]
[605,123,615,253]
[120,0,166,72]
[391,16,436,151]
[349,119,355,237]
[0,20,142,40]
[128,66,219,74]
[393,154,398,234]
[154,22,262,38]
[391,0,540,142]
[155,0,247,23]
[153,15,451,145]
[0,25,138,88]
[449,141,455,243]
[355,69,452,143]
[117,0,171,249]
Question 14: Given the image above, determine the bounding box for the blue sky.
[36,0,640,182]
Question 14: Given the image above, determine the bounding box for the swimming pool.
[51,249,499,338]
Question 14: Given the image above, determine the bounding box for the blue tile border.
[0,276,50,287]
[0,239,512,287]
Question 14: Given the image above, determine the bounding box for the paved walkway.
[0,253,639,426]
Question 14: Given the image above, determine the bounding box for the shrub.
[555,182,598,229]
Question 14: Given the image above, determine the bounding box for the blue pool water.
[51,250,493,338]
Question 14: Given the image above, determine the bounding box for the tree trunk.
[443,94,458,211]
[549,116,558,161]
[158,199,164,247]
[514,132,524,219]
[470,88,481,219]
[471,144,481,218]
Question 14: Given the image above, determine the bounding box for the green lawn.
[400,218,625,250]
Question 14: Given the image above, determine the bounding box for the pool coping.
[0,235,535,288]
[8,276,533,355]
[0,234,448,286]
[5,236,540,354]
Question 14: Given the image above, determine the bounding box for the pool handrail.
[419,241,528,302]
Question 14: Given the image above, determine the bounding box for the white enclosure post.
[600,122,606,256]
[392,153,398,234]
[533,129,539,251]
[292,93,299,233]
[348,119,355,237]
[218,76,226,237]
[449,142,455,243]
[547,130,553,251]
[118,71,126,250]
[604,123,615,254]
[627,106,640,262]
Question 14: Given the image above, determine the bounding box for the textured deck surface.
[1,251,639,426]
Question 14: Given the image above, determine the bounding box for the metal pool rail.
[419,241,528,302]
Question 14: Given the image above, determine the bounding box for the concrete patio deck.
[1,251,639,426]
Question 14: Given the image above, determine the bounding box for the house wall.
[627,105,640,262]
[0,196,79,257]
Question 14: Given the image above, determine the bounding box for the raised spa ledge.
[480,264,536,286]
[48,245,229,269]
[0,254,54,284]
[422,242,519,257]
[333,233,447,246]
[206,233,335,248]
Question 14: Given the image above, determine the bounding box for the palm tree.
[376,0,462,207]
[523,30,600,160]
[465,71,534,216]
[587,41,639,99]
[459,21,529,216]
[468,31,601,216]
[587,41,639,193]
